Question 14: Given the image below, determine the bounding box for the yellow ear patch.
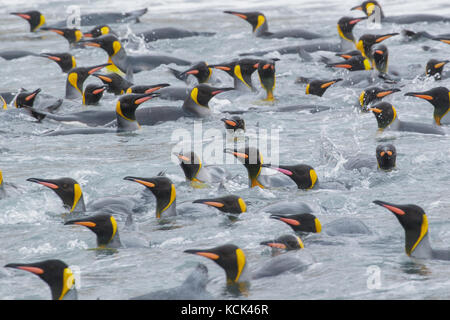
[71,184,83,213]
[359,90,366,107]
[235,248,246,282]
[59,268,75,300]
[238,198,247,213]
[68,72,81,94]
[309,169,318,189]
[255,15,265,31]
[101,26,110,35]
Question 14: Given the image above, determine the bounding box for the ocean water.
[1,0,450,300]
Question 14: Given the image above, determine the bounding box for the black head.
[351,1,384,18]
[41,27,83,44]
[262,164,318,190]
[66,63,111,97]
[115,92,159,121]
[65,214,118,247]
[10,10,45,32]
[260,234,304,250]
[84,25,114,38]
[356,33,398,59]
[337,16,367,42]
[404,87,450,125]
[5,259,75,300]
[188,84,234,108]
[26,177,84,213]
[181,61,212,84]
[14,88,41,108]
[373,200,428,256]
[306,79,342,97]
[126,83,170,94]
[40,52,76,73]
[193,195,247,214]
[425,59,449,79]
[270,213,322,233]
[93,72,133,95]
[174,151,202,181]
[81,34,122,56]
[224,11,268,34]
[82,84,107,105]
[184,244,247,283]
[359,87,400,110]
[257,59,277,100]
[225,146,263,187]
[328,55,372,71]
[376,144,396,171]
[369,102,397,129]
[221,116,246,131]
[372,44,388,73]
[335,50,362,60]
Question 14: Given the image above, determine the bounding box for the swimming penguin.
[130,263,214,300]
[135,27,216,42]
[351,1,450,24]
[224,146,299,189]
[12,88,62,115]
[42,92,160,135]
[221,116,246,132]
[373,200,450,260]
[270,213,322,234]
[10,11,46,32]
[5,259,77,300]
[30,84,233,127]
[343,144,397,171]
[82,84,107,105]
[80,34,191,76]
[64,214,122,249]
[422,59,449,80]
[83,25,118,38]
[256,59,277,101]
[327,55,372,72]
[305,79,343,97]
[358,87,400,112]
[0,50,39,60]
[65,63,111,99]
[356,33,398,66]
[404,87,450,125]
[260,234,304,252]
[210,58,261,92]
[92,72,133,95]
[369,102,445,135]
[223,11,322,40]
[40,27,84,48]
[39,52,77,73]
[193,195,247,214]
[260,163,319,190]
[238,16,366,57]
[174,151,229,187]
[168,61,213,85]
[123,176,177,218]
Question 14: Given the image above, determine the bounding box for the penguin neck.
[110,48,128,74]
[405,214,432,259]
[340,37,356,52]
[434,106,450,126]
[246,165,264,188]
[69,195,86,214]
[233,66,255,91]
[65,79,82,100]
[155,185,177,218]
[254,20,270,37]
[61,287,78,300]
[116,103,140,132]
[409,233,433,259]
[99,229,122,249]
[182,96,211,118]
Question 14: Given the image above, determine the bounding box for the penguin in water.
[130,263,214,300]
[351,1,450,24]
[4,260,77,300]
[80,34,191,76]
[357,87,400,112]
[327,54,372,72]
[356,33,399,67]
[223,10,322,40]
[11,88,62,116]
[343,144,397,171]
[260,163,319,190]
[260,234,305,252]
[10,10,46,32]
[221,116,246,132]
[405,87,450,126]
[135,27,216,42]
[82,84,107,105]
[193,195,247,214]
[424,59,449,80]
[256,59,277,101]
[40,27,84,48]
[83,25,119,38]
[92,72,133,95]
[304,79,343,97]
[65,63,111,99]
[369,102,446,135]
[0,50,39,60]
[39,52,77,73]
[174,151,230,188]
[373,200,450,260]
[28,84,233,127]
[210,58,261,92]
[238,16,367,57]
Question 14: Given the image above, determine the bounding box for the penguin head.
[405,87,450,125]
[10,10,46,32]
[369,102,397,129]
[82,84,107,105]
[260,234,304,251]
[185,244,248,284]
[359,87,400,111]
[336,16,366,43]
[83,25,114,38]
[372,44,389,73]
[211,59,259,90]
[257,59,278,101]
[356,33,398,59]
[351,1,384,18]
[180,61,212,84]
[40,52,76,73]
[335,50,362,60]
[185,84,233,115]
[223,11,268,35]
[305,79,342,97]
[66,63,111,98]
[115,92,159,125]
[5,259,76,300]
[328,55,372,71]
[376,144,397,171]
[193,195,247,214]
[26,177,85,213]
[123,176,176,218]
[174,151,202,182]
[65,214,119,248]
[221,116,246,132]
[373,200,429,256]
[425,59,449,79]
[93,72,133,95]
[270,213,322,233]
[81,34,122,57]
[14,88,41,108]
[262,164,318,190]
[41,27,83,44]
[225,146,264,188]
[126,83,170,94]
